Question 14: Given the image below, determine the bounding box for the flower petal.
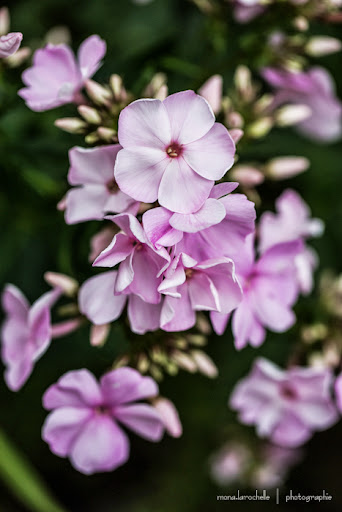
[77,35,106,78]
[127,295,162,335]
[100,367,159,406]
[115,403,164,441]
[170,198,226,233]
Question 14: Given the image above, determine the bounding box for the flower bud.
[191,350,218,378]
[229,129,244,144]
[97,126,116,142]
[5,46,31,67]
[84,79,112,106]
[153,397,183,438]
[293,16,309,32]
[226,111,244,129]
[51,318,82,338]
[199,74,223,115]
[54,117,87,134]
[234,65,254,101]
[305,36,342,57]
[109,74,128,102]
[78,105,102,125]
[44,271,79,296]
[171,350,197,373]
[90,323,110,347]
[265,156,310,180]
[246,117,273,138]
[230,165,265,187]
[45,25,71,45]
[0,7,10,36]
[275,104,311,126]
[0,32,22,59]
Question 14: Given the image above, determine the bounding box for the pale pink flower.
[65,145,139,224]
[79,271,162,335]
[19,35,106,111]
[159,252,242,332]
[42,367,164,474]
[211,236,302,348]
[114,91,235,214]
[1,284,61,391]
[230,357,338,447]
[263,66,342,142]
[93,213,169,305]
[210,442,251,486]
[0,32,22,58]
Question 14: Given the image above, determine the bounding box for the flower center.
[106,178,119,194]
[166,142,182,158]
[280,384,297,401]
[95,405,110,415]
[185,268,194,279]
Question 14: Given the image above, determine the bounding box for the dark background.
[0,0,342,510]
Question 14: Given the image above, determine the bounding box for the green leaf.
[0,428,68,512]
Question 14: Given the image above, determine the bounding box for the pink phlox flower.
[259,189,324,295]
[211,235,303,348]
[262,66,342,142]
[19,34,106,111]
[1,284,62,391]
[93,213,170,305]
[42,367,164,474]
[159,252,242,332]
[65,145,139,224]
[230,357,338,447]
[79,271,162,335]
[0,32,22,58]
[114,90,236,214]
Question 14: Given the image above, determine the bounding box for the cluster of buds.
[55,72,168,145]
[0,7,30,67]
[113,331,218,381]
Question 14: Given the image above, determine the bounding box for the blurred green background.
[1,0,342,510]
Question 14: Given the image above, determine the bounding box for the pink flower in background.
[0,32,22,58]
[19,35,106,111]
[65,145,139,224]
[159,252,242,332]
[233,0,265,23]
[115,90,236,214]
[251,443,303,489]
[42,367,164,474]
[262,66,342,142]
[79,271,162,335]
[153,397,183,438]
[1,284,61,391]
[230,358,338,447]
[89,225,117,262]
[259,189,324,294]
[94,213,169,305]
[210,442,251,486]
[211,236,302,348]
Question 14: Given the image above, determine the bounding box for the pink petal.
[4,357,33,392]
[93,232,133,268]
[2,284,29,319]
[198,75,223,114]
[270,412,311,448]
[77,35,106,79]
[232,298,265,350]
[70,415,130,474]
[160,289,196,332]
[163,90,214,144]
[183,123,235,181]
[158,157,213,214]
[65,185,109,224]
[170,198,226,233]
[100,367,159,406]
[210,311,230,336]
[201,259,243,314]
[115,403,164,441]
[188,272,219,311]
[116,253,134,294]
[0,32,22,58]
[209,182,239,199]
[118,98,171,149]
[250,282,296,333]
[43,369,103,410]
[153,397,183,438]
[68,145,120,186]
[78,271,126,325]
[114,147,168,203]
[111,213,149,244]
[143,207,183,248]
[127,295,162,334]
[42,406,92,457]
[129,248,163,304]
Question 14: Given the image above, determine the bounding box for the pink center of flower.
[166,142,182,158]
[106,178,119,194]
[185,268,194,279]
[280,384,297,401]
[95,405,110,415]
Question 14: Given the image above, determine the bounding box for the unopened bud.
[199,74,223,115]
[57,195,67,211]
[230,165,264,187]
[234,65,253,101]
[90,323,110,347]
[171,350,197,373]
[97,126,116,142]
[54,117,87,134]
[191,350,218,378]
[44,271,78,296]
[45,25,71,45]
[186,334,207,346]
[305,36,342,57]
[144,72,168,100]
[85,79,112,106]
[246,117,273,138]
[5,46,31,67]
[226,111,244,129]
[153,397,183,438]
[265,156,310,180]
[275,104,311,126]
[293,16,309,32]
[155,84,168,101]
[113,354,130,369]
[109,74,128,102]
[229,129,244,144]
[0,8,9,36]
[253,94,274,115]
[85,131,100,145]
[137,353,150,374]
[78,105,102,124]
